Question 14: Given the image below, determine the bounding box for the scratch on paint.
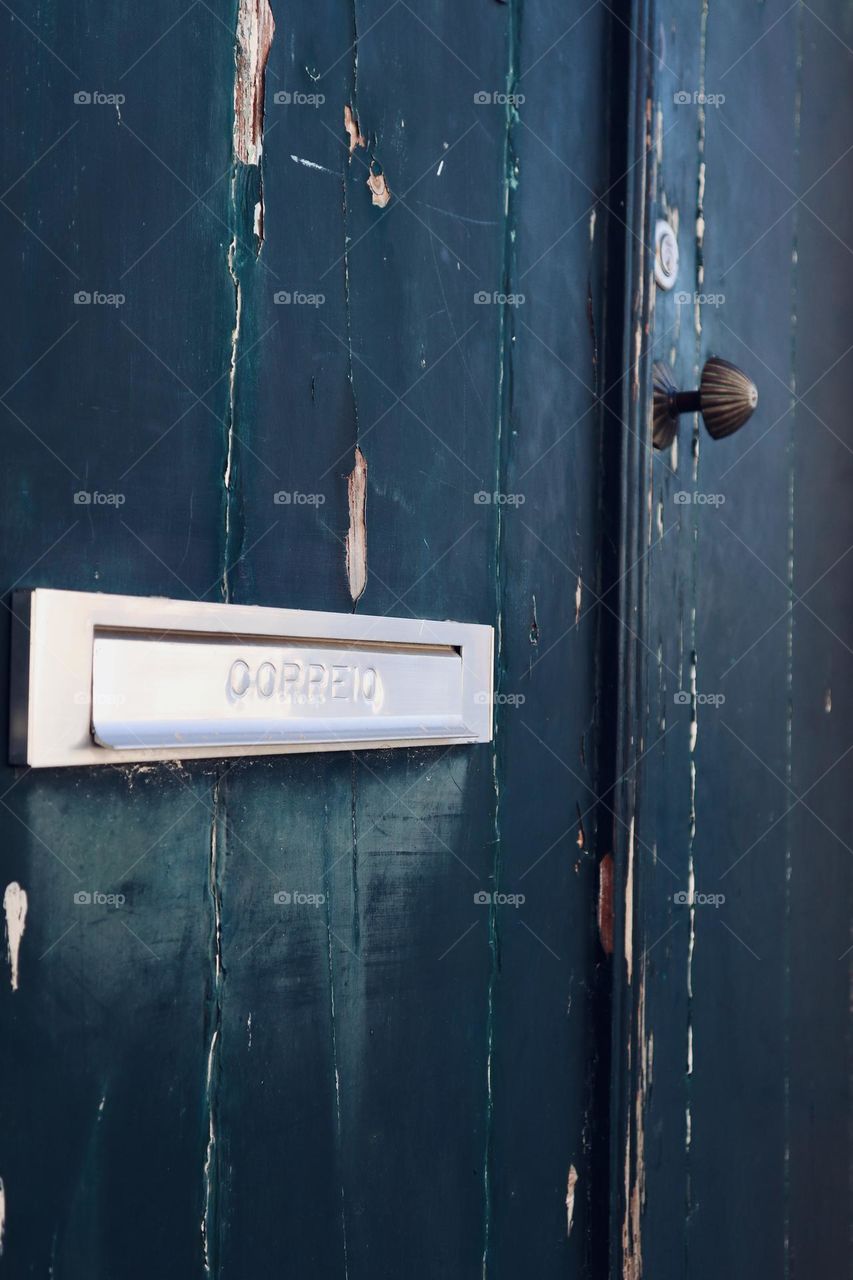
[529,594,540,646]
[345,447,368,603]
[566,1164,579,1237]
[624,817,635,983]
[322,845,350,1279]
[202,779,225,1275]
[290,154,336,175]
[3,882,27,992]
[222,235,241,603]
[202,1027,219,1274]
[483,3,520,1270]
[597,855,614,956]
[623,964,649,1280]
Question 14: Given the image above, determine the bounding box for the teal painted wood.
[0,1,617,1276]
[0,770,215,1275]
[216,1,506,1274]
[486,3,614,1274]
[624,1,704,1267]
[688,5,798,1273]
[788,5,853,1269]
[613,1,853,1276]
[4,0,848,1275]
[0,1,235,1275]
[217,1,617,1275]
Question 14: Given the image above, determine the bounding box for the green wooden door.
[0,1,850,1277]
[0,1,613,1275]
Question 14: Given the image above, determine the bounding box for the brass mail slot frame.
[10,589,494,768]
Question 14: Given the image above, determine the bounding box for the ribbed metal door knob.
[653,356,758,449]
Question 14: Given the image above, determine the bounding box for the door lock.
[652,356,758,449]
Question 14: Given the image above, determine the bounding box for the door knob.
[652,356,758,449]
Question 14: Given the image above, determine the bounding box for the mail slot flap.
[92,633,469,749]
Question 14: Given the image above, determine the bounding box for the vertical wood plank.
[636,2,704,1271]
[337,4,505,1274]
[215,1,505,1274]
[0,3,237,1274]
[487,2,614,1274]
[213,2,359,1272]
[687,5,799,1273]
[215,2,616,1276]
[788,2,853,1271]
[618,2,853,1278]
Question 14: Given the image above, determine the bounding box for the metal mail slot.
[10,590,494,768]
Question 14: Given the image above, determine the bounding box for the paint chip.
[344,105,366,154]
[367,163,391,209]
[233,0,275,166]
[566,1165,579,1237]
[345,447,368,603]
[529,595,540,646]
[3,883,27,993]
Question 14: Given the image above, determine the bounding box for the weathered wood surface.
[2,0,849,1275]
[613,1,853,1277]
[0,2,617,1275]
